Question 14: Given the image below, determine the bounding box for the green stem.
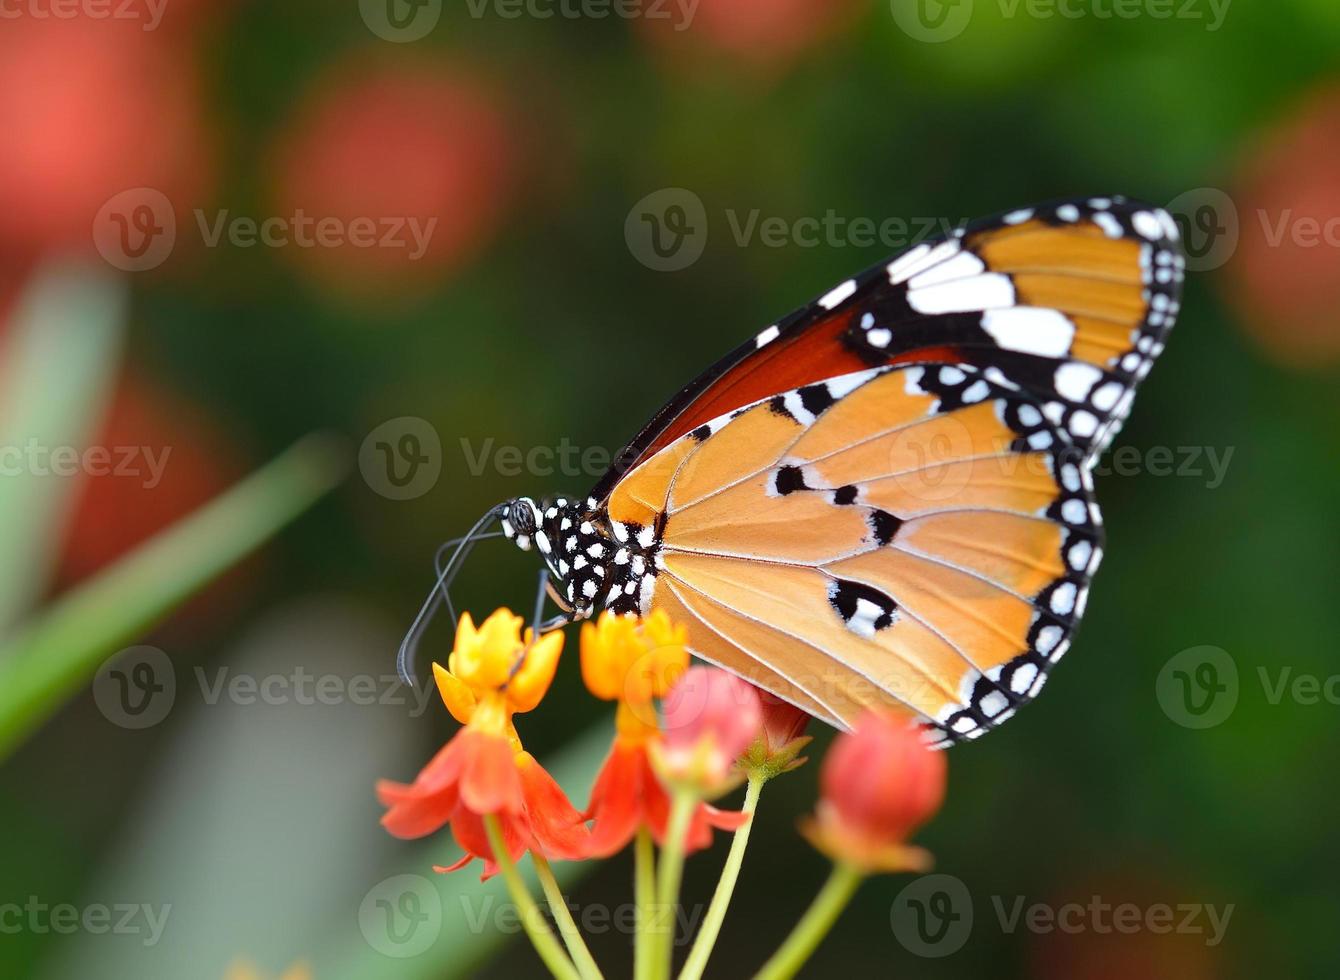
[634,827,657,980]
[677,774,766,980]
[533,851,605,980]
[483,816,581,980]
[752,863,865,980]
[652,787,699,980]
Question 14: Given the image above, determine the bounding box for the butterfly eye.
[508,497,538,537]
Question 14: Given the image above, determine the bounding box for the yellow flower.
[580,610,687,704]
[431,609,564,742]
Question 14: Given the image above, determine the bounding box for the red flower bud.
[739,688,812,777]
[655,667,762,791]
[802,712,945,873]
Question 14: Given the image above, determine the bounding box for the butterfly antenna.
[396,506,506,687]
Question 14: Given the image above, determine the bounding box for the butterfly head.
[501,494,612,620]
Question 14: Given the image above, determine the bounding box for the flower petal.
[508,629,564,713]
[458,729,525,816]
[517,751,590,861]
[584,739,647,858]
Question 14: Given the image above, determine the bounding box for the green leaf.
[0,433,348,761]
[0,261,127,631]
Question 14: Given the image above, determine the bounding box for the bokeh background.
[2,1,1339,978]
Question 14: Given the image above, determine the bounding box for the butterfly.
[407,195,1184,747]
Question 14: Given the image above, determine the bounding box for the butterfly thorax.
[500,495,662,621]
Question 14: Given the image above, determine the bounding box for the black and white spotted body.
[500,495,662,620]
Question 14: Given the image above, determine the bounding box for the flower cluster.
[377,606,948,980]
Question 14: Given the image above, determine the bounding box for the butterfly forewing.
[592,195,1183,505]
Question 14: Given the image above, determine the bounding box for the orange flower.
[580,612,747,858]
[376,610,588,878]
[800,711,945,874]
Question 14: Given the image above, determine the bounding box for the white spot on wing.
[818,279,857,310]
[908,274,1015,315]
[1132,210,1163,240]
[980,307,1075,357]
[1054,362,1103,402]
[907,250,985,290]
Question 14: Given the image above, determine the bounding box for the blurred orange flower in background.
[58,371,244,589]
[0,18,211,262]
[1227,83,1340,368]
[270,60,515,302]
[636,0,864,75]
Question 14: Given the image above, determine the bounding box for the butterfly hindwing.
[606,363,1103,744]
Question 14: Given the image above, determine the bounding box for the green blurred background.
[2,1,1339,977]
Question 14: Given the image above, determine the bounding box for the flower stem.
[676,773,766,980]
[751,863,864,980]
[533,851,605,980]
[652,787,699,980]
[634,827,657,980]
[483,816,581,980]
